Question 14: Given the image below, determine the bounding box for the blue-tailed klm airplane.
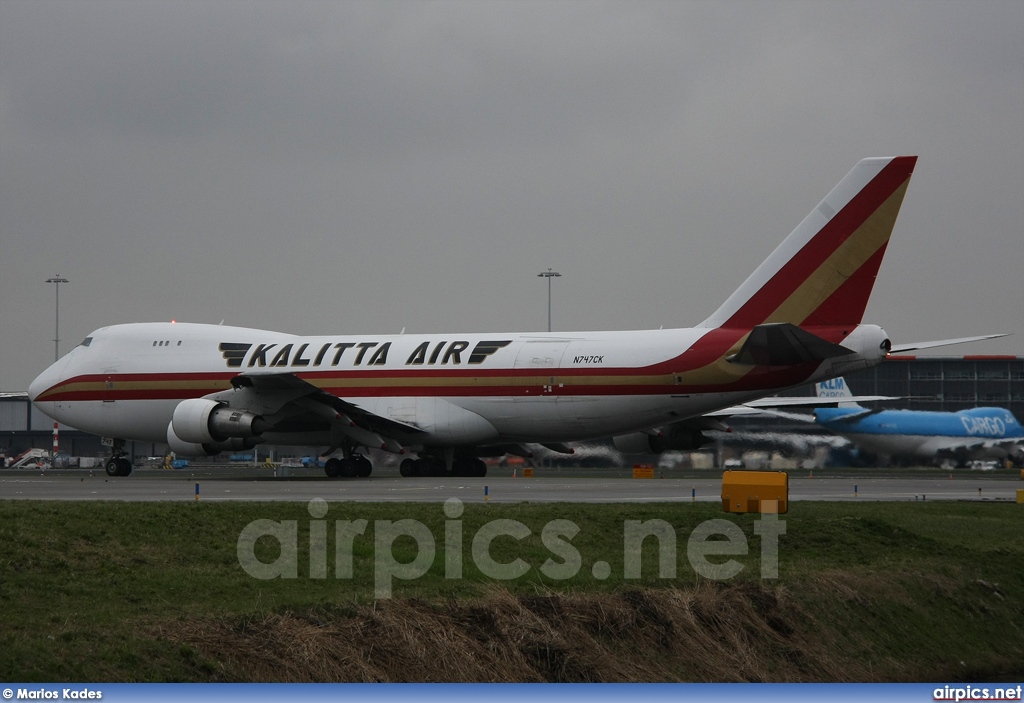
[810,377,1024,466]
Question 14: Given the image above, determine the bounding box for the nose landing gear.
[104,439,133,476]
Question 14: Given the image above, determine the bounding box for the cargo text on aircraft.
[961,414,1008,437]
[220,340,512,369]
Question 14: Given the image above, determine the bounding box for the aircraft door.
[513,340,570,397]
[510,340,578,437]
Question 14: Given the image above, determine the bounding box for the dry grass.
[6,501,1021,681]
[156,578,904,682]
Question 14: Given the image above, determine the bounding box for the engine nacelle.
[212,437,265,451]
[166,422,264,457]
[171,398,270,445]
[167,422,219,457]
[613,429,711,454]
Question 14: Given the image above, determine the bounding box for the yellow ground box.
[633,465,655,479]
[1017,489,1024,505]
[522,468,534,478]
[721,470,789,514]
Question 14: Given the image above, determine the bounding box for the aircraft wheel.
[105,458,120,476]
[339,457,358,478]
[355,455,372,478]
[399,458,417,477]
[324,457,341,478]
[473,459,487,477]
[117,458,133,476]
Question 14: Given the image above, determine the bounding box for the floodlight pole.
[46,275,69,361]
[537,269,561,332]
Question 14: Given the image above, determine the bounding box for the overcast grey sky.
[1,0,1021,392]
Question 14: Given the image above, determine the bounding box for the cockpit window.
[79,337,93,347]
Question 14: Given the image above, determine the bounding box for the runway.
[1,468,1021,503]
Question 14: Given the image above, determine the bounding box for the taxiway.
[1,468,1020,503]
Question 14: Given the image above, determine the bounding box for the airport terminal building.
[2,355,1023,465]
[741,355,1024,416]
[725,354,1024,449]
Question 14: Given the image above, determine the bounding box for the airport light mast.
[46,275,68,361]
[537,268,561,332]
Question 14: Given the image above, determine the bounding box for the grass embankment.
[1,500,1022,681]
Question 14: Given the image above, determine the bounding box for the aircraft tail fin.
[815,377,861,408]
[699,156,918,330]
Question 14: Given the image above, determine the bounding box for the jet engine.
[613,428,711,454]
[166,422,264,457]
[170,398,270,445]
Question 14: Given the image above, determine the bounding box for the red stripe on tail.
[721,155,916,328]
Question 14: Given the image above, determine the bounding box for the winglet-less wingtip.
[889,333,1009,354]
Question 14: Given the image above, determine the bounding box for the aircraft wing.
[971,438,1024,451]
[705,394,896,417]
[740,394,896,407]
[314,391,428,437]
[933,437,1024,462]
[212,371,427,446]
[715,407,818,422]
[889,333,1008,354]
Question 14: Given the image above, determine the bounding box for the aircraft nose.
[28,370,47,403]
[28,358,67,405]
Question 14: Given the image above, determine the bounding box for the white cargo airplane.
[29,155,989,478]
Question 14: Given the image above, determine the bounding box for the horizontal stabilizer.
[889,333,1008,354]
[744,393,896,408]
[708,395,894,418]
[727,323,854,366]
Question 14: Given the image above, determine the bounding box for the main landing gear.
[323,454,372,479]
[319,449,488,479]
[104,439,133,476]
